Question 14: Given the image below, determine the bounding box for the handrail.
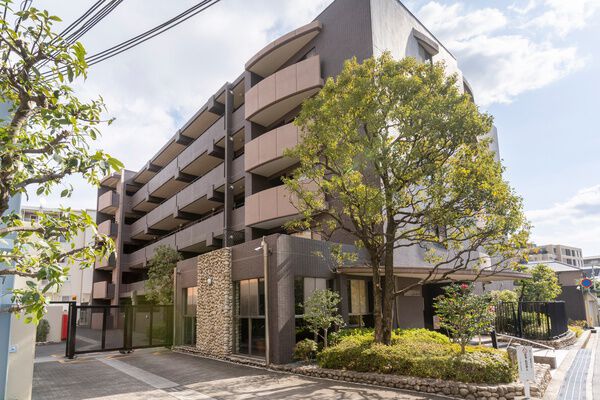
[495,333,555,351]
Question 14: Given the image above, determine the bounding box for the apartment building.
[529,244,584,267]
[92,0,524,363]
[584,255,600,267]
[21,206,96,304]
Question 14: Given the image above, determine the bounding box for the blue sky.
[28,0,600,255]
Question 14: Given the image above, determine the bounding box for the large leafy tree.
[284,53,529,344]
[517,264,561,302]
[145,245,181,305]
[0,1,122,321]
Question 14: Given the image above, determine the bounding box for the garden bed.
[317,329,516,384]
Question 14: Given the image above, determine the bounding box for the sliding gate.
[65,303,173,358]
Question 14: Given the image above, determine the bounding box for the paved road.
[33,347,447,400]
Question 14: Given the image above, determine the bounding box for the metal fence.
[494,301,568,340]
[66,303,173,358]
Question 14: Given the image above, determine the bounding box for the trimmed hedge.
[317,329,515,384]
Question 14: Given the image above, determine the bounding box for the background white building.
[21,206,96,304]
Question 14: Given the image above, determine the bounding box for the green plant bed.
[318,329,515,384]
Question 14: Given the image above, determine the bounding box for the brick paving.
[33,348,447,399]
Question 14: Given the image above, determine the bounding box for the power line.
[43,0,221,78]
[87,0,219,66]
[39,0,123,70]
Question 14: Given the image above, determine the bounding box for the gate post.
[66,302,77,359]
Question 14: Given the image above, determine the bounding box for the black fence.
[494,301,568,340]
[66,303,173,358]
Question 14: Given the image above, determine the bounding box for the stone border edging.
[174,346,551,399]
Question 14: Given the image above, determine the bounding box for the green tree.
[517,264,561,302]
[145,245,181,305]
[434,283,496,354]
[303,289,344,348]
[489,289,519,303]
[284,53,529,344]
[0,1,122,321]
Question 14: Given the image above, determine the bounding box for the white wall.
[5,277,35,400]
[43,305,64,343]
[370,0,462,80]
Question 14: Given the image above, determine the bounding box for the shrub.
[329,327,450,346]
[434,283,495,354]
[569,325,584,337]
[36,319,50,342]
[569,319,587,329]
[317,334,515,384]
[490,289,518,303]
[293,339,319,361]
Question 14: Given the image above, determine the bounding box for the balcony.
[98,190,119,215]
[245,56,323,127]
[98,220,117,238]
[245,122,301,177]
[128,157,245,242]
[245,184,315,229]
[95,254,116,270]
[123,208,245,269]
[92,281,115,300]
[246,20,322,78]
[129,109,242,213]
[120,280,146,297]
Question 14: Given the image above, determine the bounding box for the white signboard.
[516,345,536,382]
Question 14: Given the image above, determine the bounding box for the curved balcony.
[245,184,316,229]
[246,20,322,77]
[245,122,301,177]
[245,56,323,128]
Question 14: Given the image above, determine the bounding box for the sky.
[24,0,600,255]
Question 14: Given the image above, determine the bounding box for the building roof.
[526,260,581,273]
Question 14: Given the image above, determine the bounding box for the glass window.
[347,279,372,328]
[234,279,266,357]
[184,287,197,316]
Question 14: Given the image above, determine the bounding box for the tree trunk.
[381,223,396,345]
[324,328,328,348]
[371,254,384,343]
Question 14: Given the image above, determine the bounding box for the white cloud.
[527,185,600,256]
[418,2,507,40]
[451,35,584,105]
[417,1,586,106]
[526,0,600,36]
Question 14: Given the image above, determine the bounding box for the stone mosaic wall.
[196,247,233,357]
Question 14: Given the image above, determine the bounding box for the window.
[418,43,433,64]
[294,277,329,342]
[347,279,373,327]
[234,279,266,357]
[182,287,197,345]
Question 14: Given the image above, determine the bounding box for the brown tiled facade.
[92,0,515,363]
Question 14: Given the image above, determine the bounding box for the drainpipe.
[261,237,270,366]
